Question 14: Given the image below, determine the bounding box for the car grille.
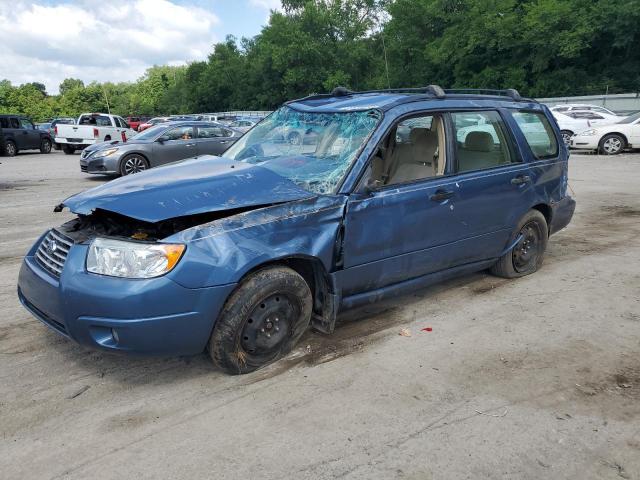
[34,229,74,277]
[80,164,88,172]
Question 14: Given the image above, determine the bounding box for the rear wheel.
[40,138,52,154]
[490,210,548,278]
[119,154,149,176]
[599,134,625,155]
[560,130,573,146]
[62,144,75,155]
[209,266,312,374]
[4,140,17,157]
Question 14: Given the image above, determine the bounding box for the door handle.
[185,143,196,147]
[219,140,229,144]
[430,190,455,202]
[511,175,531,185]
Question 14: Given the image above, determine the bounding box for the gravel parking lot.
[2,151,639,480]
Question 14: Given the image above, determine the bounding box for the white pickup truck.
[55,113,137,154]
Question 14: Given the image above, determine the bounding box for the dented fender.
[165,195,348,289]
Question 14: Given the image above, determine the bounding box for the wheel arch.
[601,132,628,146]
[531,203,552,231]
[118,151,150,170]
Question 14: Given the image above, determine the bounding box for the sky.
[0,0,282,94]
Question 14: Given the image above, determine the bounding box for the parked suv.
[0,114,52,156]
[17,86,575,374]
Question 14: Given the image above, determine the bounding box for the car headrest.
[464,131,493,152]
[410,127,438,146]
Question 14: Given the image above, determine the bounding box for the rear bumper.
[17,241,236,356]
[549,196,576,235]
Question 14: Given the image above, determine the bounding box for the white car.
[550,103,620,118]
[553,111,618,145]
[55,113,136,155]
[570,111,640,155]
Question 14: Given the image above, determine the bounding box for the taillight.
[121,131,127,142]
[54,126,58,136]
[93,128,99,138]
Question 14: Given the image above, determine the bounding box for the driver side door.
[152,125,197,166]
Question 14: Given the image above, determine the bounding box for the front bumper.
[549,195,576,235]
[17,236,236,356]
[79,153,121,174]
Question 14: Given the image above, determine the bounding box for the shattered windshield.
[221,106,381,194]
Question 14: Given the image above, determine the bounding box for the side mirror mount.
[156,137,166,144]
[363,178,382,194]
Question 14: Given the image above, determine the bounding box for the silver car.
[79,121,242,176]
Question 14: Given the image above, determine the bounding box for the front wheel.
[490,210,548,278]
[119,154,149,176]
[560,130,573,146]
[40,138,52,154]
[209,266,312,374]
[599,134,625,155]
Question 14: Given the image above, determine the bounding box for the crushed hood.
[61,156,316,223]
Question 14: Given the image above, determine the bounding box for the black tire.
[4,140,17,157]
[209,266,312,374]
[62,144,75,155]
[560,130,573,146]
[598,134,625,155]
[40,138,52,154]
[490,209,548,278]
[119,154,149,176]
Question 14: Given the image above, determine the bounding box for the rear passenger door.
[195,125,235,155]
[446,110,537,259]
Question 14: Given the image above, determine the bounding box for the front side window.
[222,106,381,194]
[368,114,447,187]
[453,111,515,172]
[19,118,33,130]
[161,126,194,141]
[512,111,559,159]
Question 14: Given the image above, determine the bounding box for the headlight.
[87,238,185,278]
[92,148,119,158]
[579,129,596,136]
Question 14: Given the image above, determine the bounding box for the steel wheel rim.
[123,156,147,175]
[603,137,621,154]
[240,293,296,363]
[561,132,571,145]
[43,140,51,152]
[512,222,542,273]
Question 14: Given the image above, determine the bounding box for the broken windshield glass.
[222,106,381,194]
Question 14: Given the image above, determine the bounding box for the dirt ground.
[1,150,639,480]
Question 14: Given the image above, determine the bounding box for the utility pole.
[102,85,111,115]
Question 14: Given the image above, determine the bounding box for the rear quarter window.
[512,111,559,159]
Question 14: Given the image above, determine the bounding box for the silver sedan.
[79,121,243,176]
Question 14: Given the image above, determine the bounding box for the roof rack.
[290,85,533,104]
[444,88,524,101]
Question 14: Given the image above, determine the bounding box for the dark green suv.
[0,114,52,156]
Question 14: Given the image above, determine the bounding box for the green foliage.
[1,0,638,121]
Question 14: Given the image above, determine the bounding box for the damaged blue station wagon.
[18,86,575,374]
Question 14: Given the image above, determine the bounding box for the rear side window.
[512,111,559,159]
[452,111,515,173]
[10,118,20,128]
[0,118,8,128]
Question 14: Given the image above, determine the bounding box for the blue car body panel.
[63,156,315,222]
[18,91,575,356]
